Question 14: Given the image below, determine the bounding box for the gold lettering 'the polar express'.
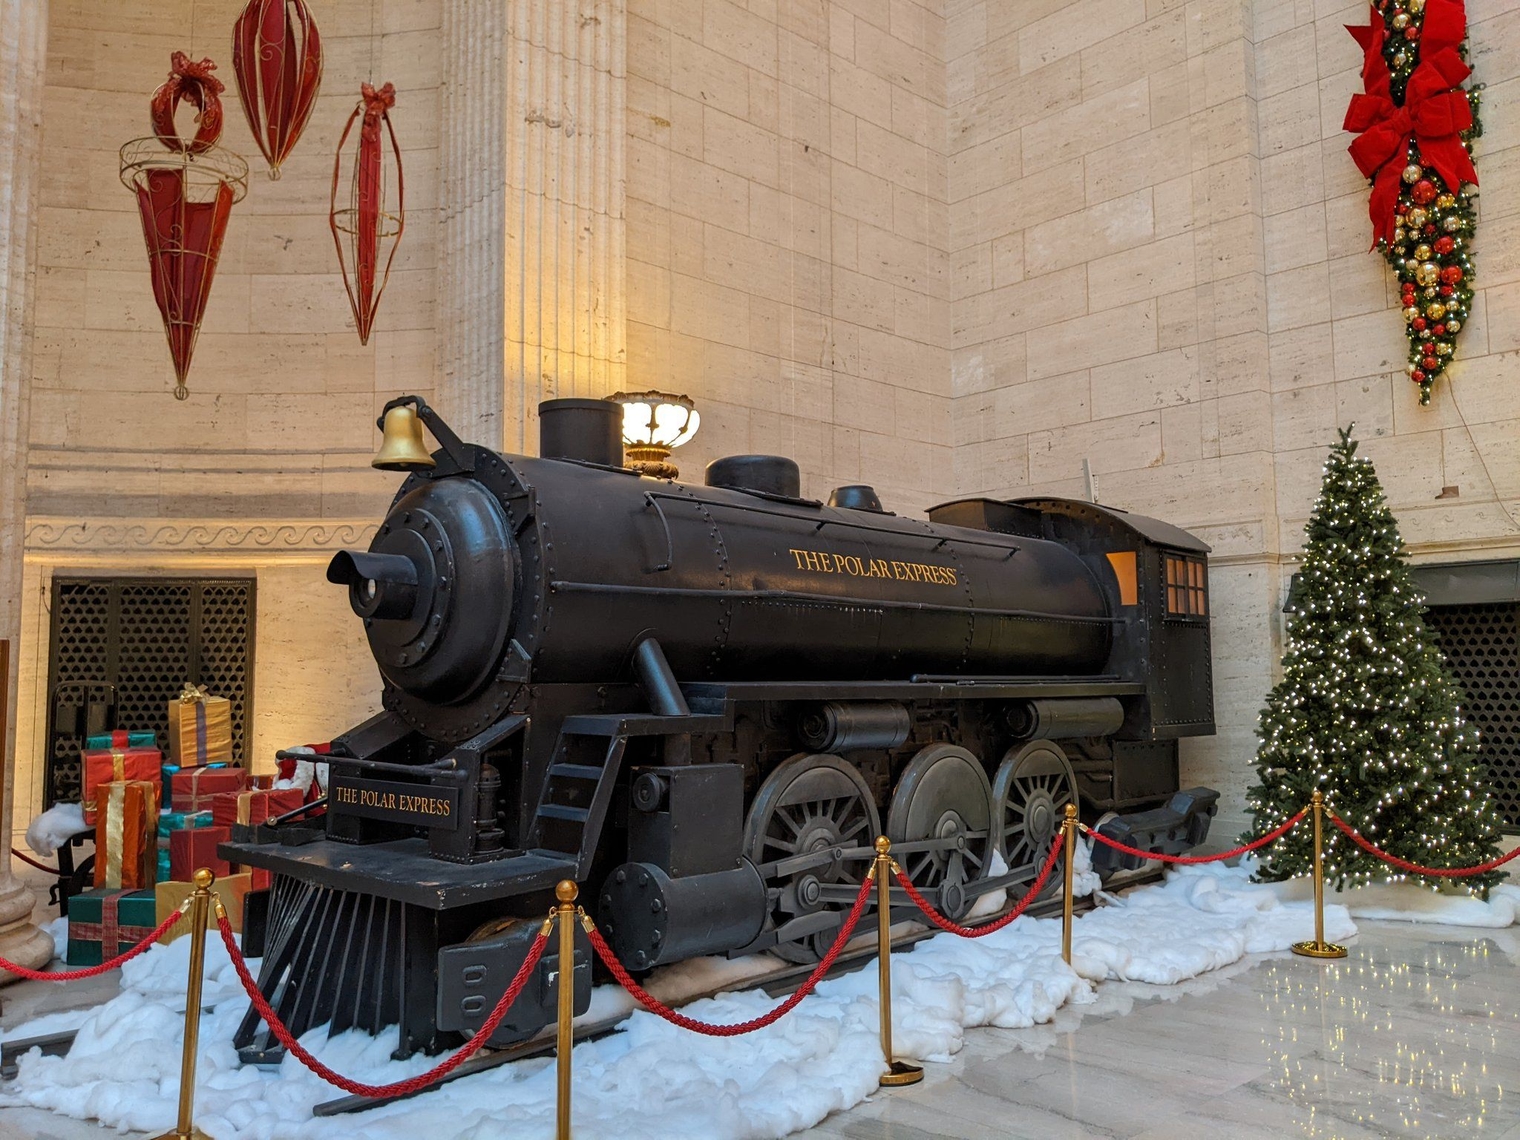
[788,548,958,586]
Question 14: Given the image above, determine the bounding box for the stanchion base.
[880,1060,924,1087]
[1291,940,1348,959]
[150,1130,212,1139]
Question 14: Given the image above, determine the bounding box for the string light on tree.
[1245,426,1504,895]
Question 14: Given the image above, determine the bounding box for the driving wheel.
[886,744,995,921]
[743,753,880,964]
[992,739,1078,898]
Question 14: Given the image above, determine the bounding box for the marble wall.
[623,0,954,513]
[946,0,1520,834]
[10,0,1520,848]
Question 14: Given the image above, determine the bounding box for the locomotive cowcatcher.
[224,395,1220,1062]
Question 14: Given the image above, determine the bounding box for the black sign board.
[328,775,462,832]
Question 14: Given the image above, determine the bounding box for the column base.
[1291,939,1348,959]
[0,873,54,984]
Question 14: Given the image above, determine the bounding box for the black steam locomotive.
[226,396,1219,1062]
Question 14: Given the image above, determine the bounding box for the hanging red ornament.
[1440,264,1463,283]
[232,0,324,180]
[121,53,248,400]
[1411,178,1437,203]
[1434,235,1454,253]
[330,82,404,346]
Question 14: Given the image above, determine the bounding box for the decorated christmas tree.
[1246,427,1504,894]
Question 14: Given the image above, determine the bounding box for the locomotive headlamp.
[609,390,700,478]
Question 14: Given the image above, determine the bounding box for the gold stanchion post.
[555,880,578,1140]
[152,867,215,1140]
[1061,803,1078,966]
[873,837,922,1088]
[1292,791,1347,959]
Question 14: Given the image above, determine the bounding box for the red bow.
[1343,0,1476,246]
[360,82,397,144]
[151,52,226,153]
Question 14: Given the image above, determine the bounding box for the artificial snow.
[0,862,1356,1140]
[1262,865,1520,928]
[25,802,87,859]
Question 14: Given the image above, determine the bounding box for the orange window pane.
[1106,551,1138,606]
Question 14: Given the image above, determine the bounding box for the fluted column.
[436,0,508,447]
[0,0,55,978]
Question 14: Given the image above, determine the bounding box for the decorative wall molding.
[25,518,378,553]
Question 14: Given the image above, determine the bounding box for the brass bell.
[371,404,436,471]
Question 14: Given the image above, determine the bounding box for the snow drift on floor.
[1256,858,1520,928]
[0,863,1353,1140]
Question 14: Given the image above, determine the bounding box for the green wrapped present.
[85,731,158,751]
[66,888,158,966]
[157,809,213,838]
[156,843,172,884]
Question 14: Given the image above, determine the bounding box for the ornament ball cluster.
[1368,0,1481,405]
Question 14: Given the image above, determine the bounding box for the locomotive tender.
[225,395,1220,1063]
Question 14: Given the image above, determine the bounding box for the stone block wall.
[947,0,1520,835]
[624,0,954,513]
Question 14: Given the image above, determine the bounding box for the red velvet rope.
[12,849,61,875]
[893,831,1064,938]
[218,910,548,1098]
[0,908,184,981]
[585,873,876,1036]
[1084,807,1309,865]
[1329,813,1520,877]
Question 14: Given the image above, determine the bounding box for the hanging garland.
[1343,0,1480,405]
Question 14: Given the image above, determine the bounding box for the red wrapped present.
[169,824,232,880]
[93,780,159,890]
[170,765,247,814]
[212,787,304,829]
[83,743,162,826]
[240,787,304,825]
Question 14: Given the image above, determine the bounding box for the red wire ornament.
[121,53,249,400]
[232,0,324,180]
[330,82,405,346]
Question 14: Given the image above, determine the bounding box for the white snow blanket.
[0,863,1353,1140]
[1259,861,1520,928]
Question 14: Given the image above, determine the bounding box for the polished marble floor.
[1,921,1518,1138]
[798,921,1520,1140]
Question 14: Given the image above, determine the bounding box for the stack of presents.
[66,684,322,966]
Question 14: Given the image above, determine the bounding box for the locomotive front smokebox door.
[45,577,255,807]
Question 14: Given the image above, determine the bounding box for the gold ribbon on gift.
[104,782,126,889]
[110,749,125,782]
[179,682,211,704]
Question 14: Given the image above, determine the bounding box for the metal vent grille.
[1425,602,1520,830]
[46,578,256,807]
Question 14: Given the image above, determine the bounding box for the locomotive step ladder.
[527,712,730,878]
[528,727,629,878]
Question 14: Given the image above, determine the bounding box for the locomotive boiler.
[225,395,1220,1063]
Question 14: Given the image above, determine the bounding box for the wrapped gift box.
[167,684,233,767]
[156,872,251,942]
[66,888,157,966]
[212,787,304,830]
[93,780,159,890]
[158,809,213,839]
[169,824,232,880]
[157,843,171,884]
[161,760,228,803]
[82,744,162,826]
[85,730,158,751]
[168,765,247,814]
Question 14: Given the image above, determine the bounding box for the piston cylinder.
[599,861,767,969]
[796,701,911,753]
[1006,697,1125,740]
